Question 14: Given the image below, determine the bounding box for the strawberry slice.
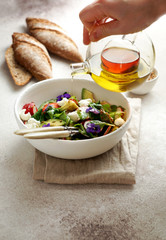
[22,102,38,116]
[42,102,59,112]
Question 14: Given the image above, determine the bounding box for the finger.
[84,18,109,44]
[79,2,107,31]
[83,26,91,45]
[89,20,126,42]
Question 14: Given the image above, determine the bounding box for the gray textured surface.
[1,0,166,239]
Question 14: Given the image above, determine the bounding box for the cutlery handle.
[14,126,77,135]
[24,130,71,139]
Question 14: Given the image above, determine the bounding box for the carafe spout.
[70,61,90,76]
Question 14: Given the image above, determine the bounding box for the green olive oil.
[71,50,151,92]
[90,52,150,92]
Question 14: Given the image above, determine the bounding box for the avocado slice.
[81,88,95,101]
[40,119,65,127]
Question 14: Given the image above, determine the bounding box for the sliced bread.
[5,46,32,86]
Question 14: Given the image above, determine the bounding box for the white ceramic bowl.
[129,68,158,95]
[15,78,132,159]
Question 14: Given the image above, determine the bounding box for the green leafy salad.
[19,88,126,140]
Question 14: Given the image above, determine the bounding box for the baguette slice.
[26,18,83,62]
[12,32,53,81]
[5,46,32,86]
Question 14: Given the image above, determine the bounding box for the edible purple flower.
[56,95,63,101]
[56,92,71,101]
[42,123,51,127]
[86,107,100,114]
[63,93,71,99]
[86,122,101,134]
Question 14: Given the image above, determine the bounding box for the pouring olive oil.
[71,48,150,92]
[91,48,150,92]
[70,32,155,92]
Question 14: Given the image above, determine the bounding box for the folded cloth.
[33,98,141,184]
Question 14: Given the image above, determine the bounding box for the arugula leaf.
[59,111,71,125]
[87,120,113,129]
[111,105,117,112]
[88,111,99,120]
[89,102,103,110]
[74,123,89,137]
[47,109,55,119]
[32,109,43,121]
[100,110,114,123]
[102,104,112,113]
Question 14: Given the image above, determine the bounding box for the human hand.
[79,0,164,44]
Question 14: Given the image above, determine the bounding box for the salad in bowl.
[15,78,131,159]
[19,88,126,140]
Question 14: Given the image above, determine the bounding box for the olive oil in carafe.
[89,51,150,92]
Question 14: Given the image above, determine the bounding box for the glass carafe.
[70,31,155,92]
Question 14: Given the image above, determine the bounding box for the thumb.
[89,20,122,42]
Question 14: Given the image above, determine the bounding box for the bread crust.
[26,18,83,62]
[12,32,53,81]
[5,46,32,86]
